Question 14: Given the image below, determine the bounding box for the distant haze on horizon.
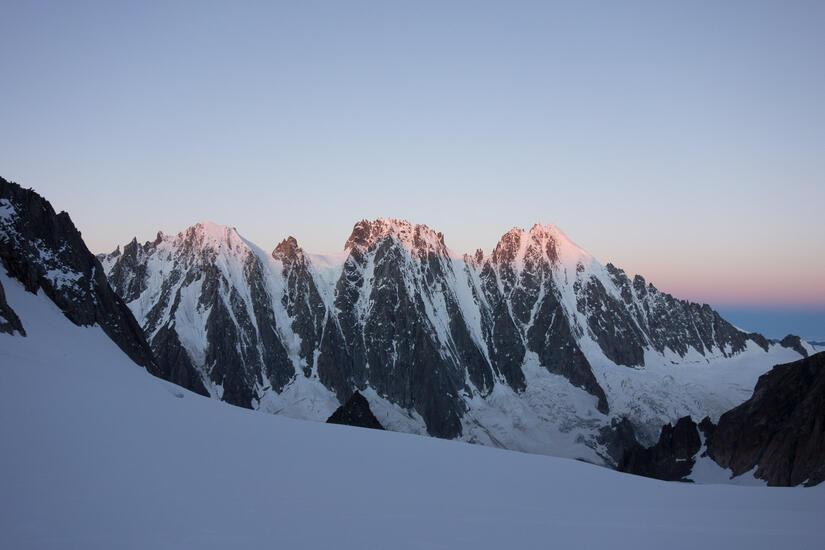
[2,2,823,335]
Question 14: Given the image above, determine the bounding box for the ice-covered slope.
[100,218,805,461]
[2,271,823,550]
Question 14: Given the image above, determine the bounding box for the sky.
[1,1,823,337]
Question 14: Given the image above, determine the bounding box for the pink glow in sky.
[1,2,823,318]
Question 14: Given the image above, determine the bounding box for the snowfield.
[1,272,824,549]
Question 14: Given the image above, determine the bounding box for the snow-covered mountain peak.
[183,221,243,246]
[490,222,592,273]
[93,209,789,453]
[153,221,253,265]
[344,218,448,259]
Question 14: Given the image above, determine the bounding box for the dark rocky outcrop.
[526,284,609,413]
[619,353,825,487]
[596,417,639,466]
[150,325,209,397]
[273,236,328,377]
[326,227,472,438]
[326,391,385,430]
[779,334,808,358]
[593,263,769,366]
[707,352,825,486]
[0,177,156,369]
[579,269,646,366]
[476,259,526,391]
[0,176,208,396]
[698,416,716,441]
[0,277,25,335]
[104,238,149,303]
[192,244,294,406]
[618,416,701,482]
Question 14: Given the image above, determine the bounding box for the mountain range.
[1,175,820,482]
[93,192,815,460]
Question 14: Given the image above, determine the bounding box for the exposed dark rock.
[707,352,825,486]
[595,263,769,362]
[202,255,294,407]
[151,324,208,396]
[483,226,608,412]
[0,177,157,371]
[105,223,298,405]
[477,260,526,391]
[597,417,639,466]
[527,283,609,413]
[272,236,301,262]
[329,233,469,439]
[779,334,808,358]
[698,416,716,442]
[577,273,646,367]
[746,332,771,352]
[0,277,25,335]
[326,391,385,430]
[104,238,149,302]
[97,216,782,450]
[618,416,701,482]
[273,237,329,377]
[245,256,296,396]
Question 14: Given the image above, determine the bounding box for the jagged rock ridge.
[779,334,809,358]
[0,176,209,397]
[2,175,813,475]
[98,217,780,448]
[617,352,825,486]
[707,351,825,486]
[0,177,156,369]
[618,416,704,482]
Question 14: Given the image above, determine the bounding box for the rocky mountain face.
[99,223,284,403]
[0,177,159,373]
[0,273,25,336]
[617,352,825,486]
[618,416,706,482]
[327,391,385,430]
[707,351,825,486]
[472,225,608,413]
[779,334,809,358]
[98,217,786,453]
[4,175,817,483]
[314,220,480,437]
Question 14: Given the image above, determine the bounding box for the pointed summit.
[344,218,448,259]
[272,236,302,262]
[170,221,251,256]
[491,226,524,265]
[489,222,591,271]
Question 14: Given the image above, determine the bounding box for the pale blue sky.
[1,1,823,335]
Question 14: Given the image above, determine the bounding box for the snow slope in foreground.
[1,273,823,550]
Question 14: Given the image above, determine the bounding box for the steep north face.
[0,177,158,371]
[99,217,776,447]
[0,177,216,397]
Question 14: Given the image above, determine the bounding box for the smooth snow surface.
[1,272,824,549]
